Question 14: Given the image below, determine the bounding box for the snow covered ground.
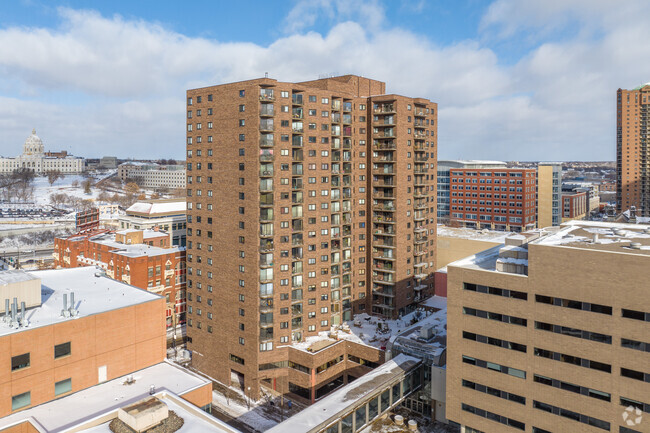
[287,297,448,353]
[31,173,111,206]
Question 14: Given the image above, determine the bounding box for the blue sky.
[0,0,649,160]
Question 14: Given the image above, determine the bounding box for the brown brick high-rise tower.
[185,75,437,400]
[617,83,650,216]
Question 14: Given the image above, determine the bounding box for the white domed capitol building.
[0,129,84,174]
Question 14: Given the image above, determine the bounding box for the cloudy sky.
[0,0,648,161]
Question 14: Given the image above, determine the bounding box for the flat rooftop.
[126,200,186,216]
[267,354,420,433]
[437,224,511,243]
[84,232,184,258]
[0,267,161,338]
[533,220,650,255]
[0,362,237,433]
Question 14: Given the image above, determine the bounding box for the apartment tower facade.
[617,84,650,216]
[185,76,437,399]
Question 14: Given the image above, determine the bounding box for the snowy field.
[31,171,115,206]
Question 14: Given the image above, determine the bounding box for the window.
[239,89,245,97]
[12,391,30,411]
[54,342,71,359]
[11,353,30,371]
[55,378,72,396]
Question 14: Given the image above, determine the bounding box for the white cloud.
[0,2,648,160]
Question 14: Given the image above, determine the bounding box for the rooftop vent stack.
[630,242,642,250]
[11,298,18,323]
[69,292,76,316]
[20,302,25,325]
[61,293,69,317]
[4,299,9,323]
[593,233,599,243]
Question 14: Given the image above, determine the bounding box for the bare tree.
[46,170,63,186]
[82,179,94,195]
[124,182,141,195]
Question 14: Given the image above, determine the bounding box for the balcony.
[259,120,274,132]
[414,226,426,233]
[373,276,395,285]
[373,213,395,223]
[414,142,425,151]
[260,239,274,252]
[414,108,426,117]
[260,134,274,147]
[373,104,395,114]
[260,150,274,162]
[374,141,396,150]
[373,203,395,212]
[260,105,275,117]
[259,89,275,101]
[414,132,427,140]
[292,94,303,105]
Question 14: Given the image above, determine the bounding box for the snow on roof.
[447,245,503,271]
[88,233,183,258]
[0,267,161,338]
[126,200,186,216]
[0,269,38,285]
[0,362,228,433]
[421,295,447,310]
[80,395,239,433]
[267,354,419,433]
[436,224,511,243]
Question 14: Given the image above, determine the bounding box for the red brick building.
[53,229,187,331]
[562,191,587,221]
[449,168,537,231]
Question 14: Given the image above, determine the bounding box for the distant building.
[118,198,187,246]
[119,162,186,190]
[617,83,650,215]
[437,160,507,222]
[0,267,215,429]
[53,228,187,331]
[99,155,118,169]
[0,129,84,174]
[447,221,650,433]
[563,181,601,214]
[448,167,537,232]
[561,190,588,221]
[536,162,562,228]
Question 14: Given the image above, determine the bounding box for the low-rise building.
[53,229,187,332]
[0,267,217,431]
[561,190,588,221]
[118,162,186,190]
[118,199,187,246]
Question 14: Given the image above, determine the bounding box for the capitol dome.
[23,128,44,156]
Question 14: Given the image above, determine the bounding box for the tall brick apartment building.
[449,168,537,232]
[54,229,187,331]
[185,75,437,400]
[617,83,650,216]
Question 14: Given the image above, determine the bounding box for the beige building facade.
[447,221,650,433]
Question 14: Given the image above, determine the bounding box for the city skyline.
[0,0,649,160]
